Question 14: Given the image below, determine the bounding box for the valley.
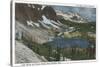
[15,3,96,63]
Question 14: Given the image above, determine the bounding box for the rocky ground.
[15,40,47,63]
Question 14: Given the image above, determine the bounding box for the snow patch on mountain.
[38,20,51,29]
[40,15,60,29]
[32,5,35,8]
[51,20,60,26]
[41,6,46,10]
[33,23,40,27]
[27,4,31,7]
[27,21,34,27]
[26,15,63,30]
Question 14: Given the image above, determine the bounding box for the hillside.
[15,40,47,63]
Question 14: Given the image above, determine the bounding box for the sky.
[52,6,96,22]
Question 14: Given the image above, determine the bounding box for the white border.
[12,0,96,8]
[11,0,97,67]
[11,0,15,66]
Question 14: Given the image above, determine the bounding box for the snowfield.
[41,15,60,29]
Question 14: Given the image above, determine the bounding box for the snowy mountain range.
[15,3,95,33]
[55,9,88,23]
[15,3,64,30]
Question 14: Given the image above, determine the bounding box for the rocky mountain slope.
[15,3,64,31]
[15,41,47,63]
